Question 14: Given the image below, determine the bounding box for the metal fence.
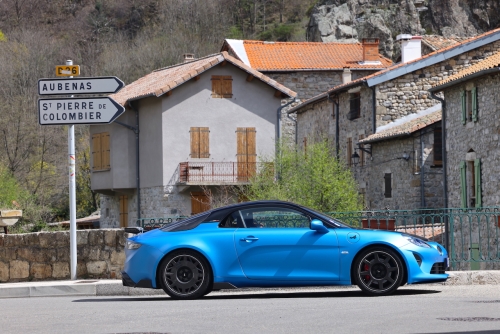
[329,207,500,270]
[177,162,270,184]
[135,207,500,270]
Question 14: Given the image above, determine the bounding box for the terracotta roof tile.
[359,109,441,144]
[239,40,392,71]
[111,52,296,106]
[433,51,500,88]
[289,28,500,113]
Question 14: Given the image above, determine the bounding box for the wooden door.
[191,192,210,215]
[236,127,256,181]
[119,195,128,227]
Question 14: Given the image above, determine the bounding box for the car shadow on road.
[72,288,440,303]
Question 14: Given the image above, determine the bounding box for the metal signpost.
[38,61,125,280]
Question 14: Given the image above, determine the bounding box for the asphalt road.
[2,285,500,334]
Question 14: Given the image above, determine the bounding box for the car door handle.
[240,236,259,242]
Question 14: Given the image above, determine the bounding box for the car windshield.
[301,206,352,228]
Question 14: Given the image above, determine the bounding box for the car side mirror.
[310,219,329,234]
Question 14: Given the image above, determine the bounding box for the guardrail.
[177,162,269,184]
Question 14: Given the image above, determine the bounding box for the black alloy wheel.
[354,247,404,296]
[159,250,212,300]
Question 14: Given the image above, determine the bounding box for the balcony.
[177,162,266,185]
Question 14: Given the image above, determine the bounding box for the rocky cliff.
[307,0,500,59]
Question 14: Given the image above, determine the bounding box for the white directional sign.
[38,97,125,125]
[38,77,125,95]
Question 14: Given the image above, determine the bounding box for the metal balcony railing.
[177,162,265,184]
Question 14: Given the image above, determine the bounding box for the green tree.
[245,140,362,213]
[0,165,22,208]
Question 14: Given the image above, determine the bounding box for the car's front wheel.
[353,247,404,296]
[159,250,212,300]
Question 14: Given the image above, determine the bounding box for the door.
[233,206,340,281]
[119,195,128,227]
[190,192,210,215]
[236,127,256,181]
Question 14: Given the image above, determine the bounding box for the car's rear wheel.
[159,250,212,300]
[353,247,404,296]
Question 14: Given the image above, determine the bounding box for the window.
[239,207,310,228]
[359,135,365,167]
[211,75,233,98]
[433,127,442,166]
[92,132,110,171]
[384,173,392,198]
[190,127,210,158]
[460,159,482,208]
[461,87,477,124]
[347,137,352,167]
[347,93,361,120]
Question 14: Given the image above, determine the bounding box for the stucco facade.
[92,57,293,227]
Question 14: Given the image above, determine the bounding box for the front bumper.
[401,242,449,284]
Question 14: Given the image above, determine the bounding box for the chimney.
[342,67,352,84]
[362,38,380,62]
[396,35,422,63]
[183,53,195,63]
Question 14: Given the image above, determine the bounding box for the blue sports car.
[122,200,448,299]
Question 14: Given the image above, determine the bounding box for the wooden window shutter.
[190,127,200,158]
[101,132,110,169]
[200,127,210,158]
[236,127,256,180]
[460,161,467,208]
[384,173,392,198]
[474,159,482,208]
[222,76,233,98]
[471,87,478,122]
[461,90,466,125]
[211,76,222,98]
[347,138,352,166]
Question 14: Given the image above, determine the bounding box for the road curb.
[0,271,499,299]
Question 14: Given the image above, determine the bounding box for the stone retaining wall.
[0,229,127,283]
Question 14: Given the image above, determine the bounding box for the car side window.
[219,211,245,228]
[239,207,310,228]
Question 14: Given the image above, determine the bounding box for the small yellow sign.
[55,65,80,77]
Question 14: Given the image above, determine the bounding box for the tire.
[353,247,404,296]
[159,250,212,300]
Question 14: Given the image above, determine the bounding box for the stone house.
[288,28,500,210]
[91,52,296,227]
[220,39,392,140]
[429,53,500,270]
[430,51,500,209]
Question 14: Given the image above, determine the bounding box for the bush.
[245,140,362,213]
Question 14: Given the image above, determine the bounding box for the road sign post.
[38,62,125,281]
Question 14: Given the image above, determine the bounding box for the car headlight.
[126,240,142,250]
[404,235,431,248]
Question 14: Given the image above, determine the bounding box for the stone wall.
[0,230,127,283]
[443,71,500,271]
[375,41,500,127]
[445,73,500,208]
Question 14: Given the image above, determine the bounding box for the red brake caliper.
[364,264,370,281]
